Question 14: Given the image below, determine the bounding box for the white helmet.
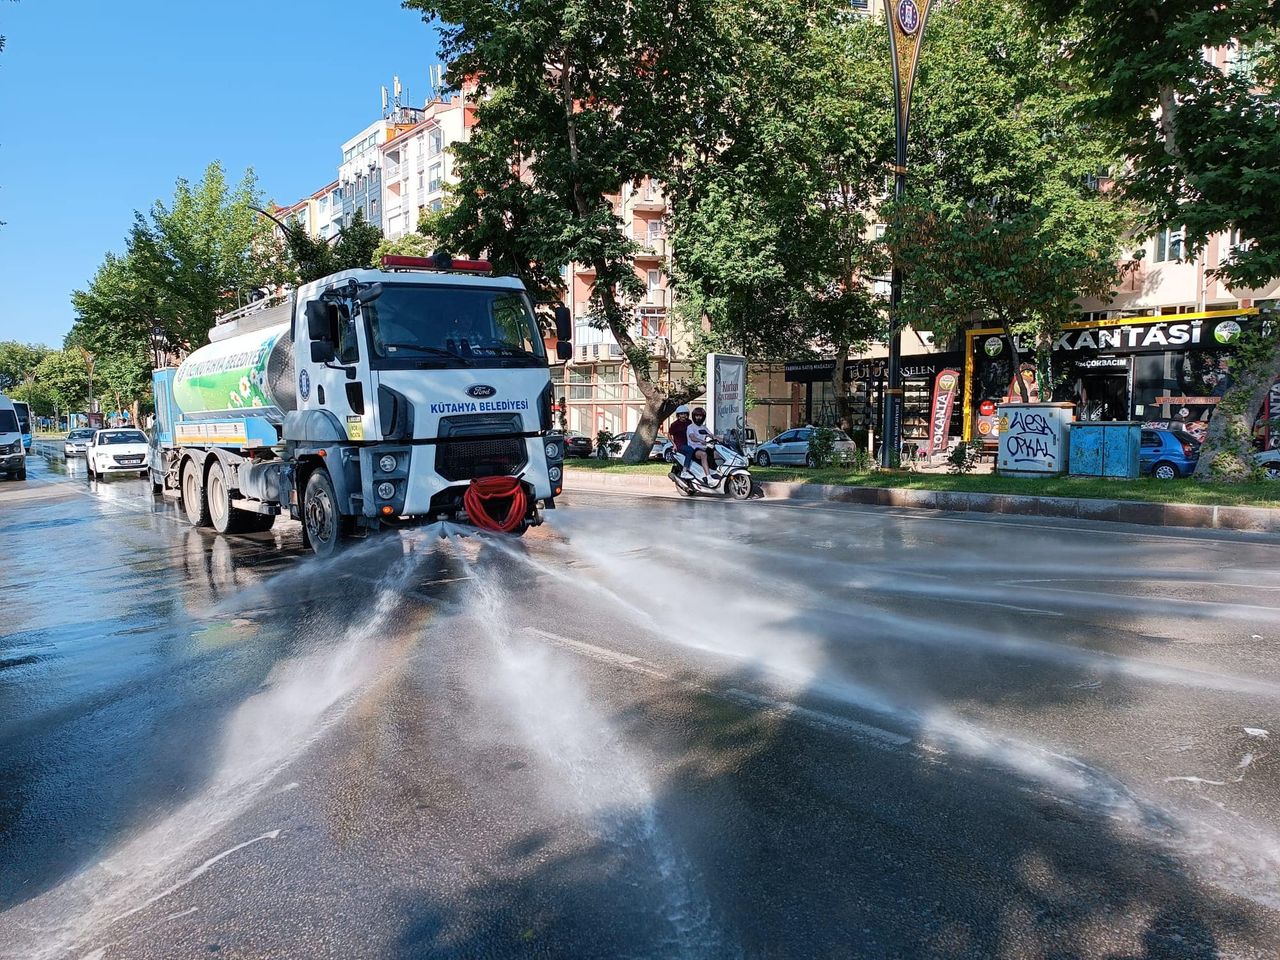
[675,404,690,415]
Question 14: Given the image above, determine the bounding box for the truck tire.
[206,460,256,535]
[303,469,350,557]
[181,460,212,528]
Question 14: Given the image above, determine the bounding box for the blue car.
[1139,428,1200,479]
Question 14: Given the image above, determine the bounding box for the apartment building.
[380,96,472,240]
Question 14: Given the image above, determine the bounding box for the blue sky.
[0,0,443,346]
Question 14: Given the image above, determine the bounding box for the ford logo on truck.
[466,384,497,399]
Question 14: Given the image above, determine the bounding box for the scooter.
[668,439,754,500]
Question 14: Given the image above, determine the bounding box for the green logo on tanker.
[173,330,281,414]
[1214,320,1242,344]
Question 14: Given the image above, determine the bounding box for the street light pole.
[880,0,934,467]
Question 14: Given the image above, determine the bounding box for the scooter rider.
[669,405,693,469]
[686,407,718,484]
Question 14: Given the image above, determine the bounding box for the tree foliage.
[281,208,385,283]
[1020,0,1279,290]
[671,8,892,358]
[0,340,48,393]
[404,0,728,460]
[669,6,893,425]
[887,0,1130,397]
[34,349,92,416]
[126,161,287,352]
[1018,0,1280,483]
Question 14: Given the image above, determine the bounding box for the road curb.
[564,468,1280,533]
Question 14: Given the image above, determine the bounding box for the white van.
[0,395,27,480]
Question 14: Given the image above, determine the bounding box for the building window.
[428,162,443,192]
[429,128,444,157]
[647,218,664,241]
[430,198,444,212]
[1154,227,1184,263]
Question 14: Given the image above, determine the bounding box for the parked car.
[86,428,151,480]
[1256,449,1280,480]
[753,427,859,467]
[608,432,675,461]
[562,431,594,459]
[64,428,95,457]
[1139,428,1199,479]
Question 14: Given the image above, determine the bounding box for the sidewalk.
[565,467,1280,533]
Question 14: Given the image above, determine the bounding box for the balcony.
[385,159,401,178]
[635,236,667,258]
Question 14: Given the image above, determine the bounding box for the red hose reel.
[463,476,528,533]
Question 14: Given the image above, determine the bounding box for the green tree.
[405,0,725,462]
[0,340,49,393]
[281,208,385,283]
[34,349,91,419]
[1018,0,1280,481]
[886,0,1129,400]
[670,7,893,426]
[127,161,288,351]
[67,251,161,414]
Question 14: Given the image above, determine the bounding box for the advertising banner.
[887,0,936,139]
[924,368,960,456]
[707,353,747,437]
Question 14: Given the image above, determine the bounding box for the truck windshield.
[364,283,546,369]
[0,411,17,433]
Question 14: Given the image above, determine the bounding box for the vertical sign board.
[924,368,960,456]
[707,353,747,438]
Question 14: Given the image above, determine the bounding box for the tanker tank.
[173,311,296,423]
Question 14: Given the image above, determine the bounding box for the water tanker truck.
[150,255,572,555]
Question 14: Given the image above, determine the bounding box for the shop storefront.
[963,309,1261,444]
[785,352,965,454]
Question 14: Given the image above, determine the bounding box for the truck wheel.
[207,460,254,534]
[303,469,349,557]
[16,468,26,481]
[181,460,212,528]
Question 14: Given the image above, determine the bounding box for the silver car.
[64,428,95,457]
[609,432,676,461]
[754,427,859,467]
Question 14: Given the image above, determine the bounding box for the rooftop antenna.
[393,75,402,111]
[381,85,389,118]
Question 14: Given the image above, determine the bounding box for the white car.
[86,428,151,480]
[63,428,95,457]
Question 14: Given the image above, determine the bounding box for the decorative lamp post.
[880,0,935,467]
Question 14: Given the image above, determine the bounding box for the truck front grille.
[435,437,527,481]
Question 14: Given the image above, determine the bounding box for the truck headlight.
[545,441,560,460]
[377,481,396,500]
[548,466,562,483]
[378,454,397,473]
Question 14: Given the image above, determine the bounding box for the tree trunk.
[1192,336,1280,482]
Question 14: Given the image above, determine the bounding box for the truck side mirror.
[306,301,339,342]
[311,340,336,363]
[556,341,573,361]
[553,304,572,341]
[356,282,383,304]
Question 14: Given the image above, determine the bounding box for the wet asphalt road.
[4,447,1280,959]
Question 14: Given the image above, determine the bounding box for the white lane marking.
[109,830,281,926]
[1164,776,1228,786]
[523,628,912,750]
[1245,728,1270,738]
